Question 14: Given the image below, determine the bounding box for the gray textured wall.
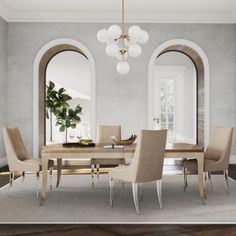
[0,17,7,157]
[6,23,236,154]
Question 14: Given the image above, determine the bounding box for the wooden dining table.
[40,143,205,203]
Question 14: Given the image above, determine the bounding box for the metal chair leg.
[91,164,95,188]
[183,167,188,192]
[224,170,229,194]
[8,172,14,195]
[96,164,100,180]
[208,171,213,190]
[109,177,114,207]
[22,171,25,182]
[138,183,143,201]
[156,180,163,210]
[49,166,53,191]
[36,171,40,199]
[132,183,140,214]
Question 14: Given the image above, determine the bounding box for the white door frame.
[148,39,210,148]
[33,38,96,157]
[153,65,196,144]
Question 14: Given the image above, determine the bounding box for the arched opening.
[45,50,91,144]
[148,39,209,148]
[33,39,96,156]
[154,51,197,144]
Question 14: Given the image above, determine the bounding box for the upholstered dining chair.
[2,127,54,197]
[183,127,233,194]
[91,125,125,187]
[109,129,167,214]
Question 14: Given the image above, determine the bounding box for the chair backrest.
[96,125,121,144]
[205,127,233,169]
[129,129,167,183]
[2,127,30,170]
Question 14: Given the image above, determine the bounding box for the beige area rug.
[0,174,236,223]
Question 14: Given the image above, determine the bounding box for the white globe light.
[97,29,109,43]
[128,44,142,58]
[138,30,149,44]
[128,25,142,42]
[106,43,119,57]
[116,61,130,75]
[108,25,121,40]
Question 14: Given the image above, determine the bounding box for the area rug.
[0,174,236,223]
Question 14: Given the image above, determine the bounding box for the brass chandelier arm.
[119,49,127,55]
[114,34,130,41]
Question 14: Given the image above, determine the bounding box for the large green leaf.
[59,125,65,132]
[58,88,66,95]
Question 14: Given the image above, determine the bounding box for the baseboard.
[0,157,7,168]
[230,155,236,164]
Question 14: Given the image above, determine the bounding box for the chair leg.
[96,164,100,180]
[208,171,213,190]
[156,180,163,210]
[138,183,143,201]
[36,171,40,199]
[183,167,188,192]
[8,172,14,195]
[109,177,114,207]
[22,171,25,182]
[56,158,62,188]
[49,166,53,191]
[91,164,95,188]
[224,170,229,194]
[132,183,140,214]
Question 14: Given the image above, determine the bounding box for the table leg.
[56,158,62,188]
[40,156,49,205]
[196,153,206,202]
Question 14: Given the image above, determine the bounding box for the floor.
[0,164,236,235]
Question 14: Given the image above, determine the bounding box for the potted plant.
[45,81,71,142]
[55,104,82,142]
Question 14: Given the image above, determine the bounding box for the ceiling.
[0,0,236,23]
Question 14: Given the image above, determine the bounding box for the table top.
[41,143,203,154]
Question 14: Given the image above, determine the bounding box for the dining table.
[40,143,205,204]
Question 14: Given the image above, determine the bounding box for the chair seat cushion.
[110,165,132,182]
[21,158,40,172]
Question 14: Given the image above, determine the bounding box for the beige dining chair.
[91,125,125,187]
[109,129,167,214]
[183,127,233,194]
[3,127,54,197]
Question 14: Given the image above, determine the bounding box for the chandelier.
[97,0,149,75]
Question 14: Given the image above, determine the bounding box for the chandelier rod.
[122,0,125,61]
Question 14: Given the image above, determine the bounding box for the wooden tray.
[62,142,95,148]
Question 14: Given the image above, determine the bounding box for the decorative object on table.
[55,104,82,142]
[45,81,71,142]
[111,134,137,145]
[103,145,124,149]
[79,139,93,145]
[97,0,149,75]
